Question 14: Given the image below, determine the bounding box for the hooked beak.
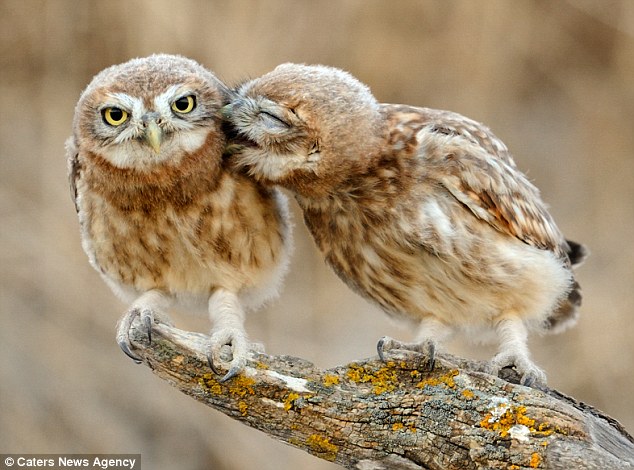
[219,103,234,119]
[144,120,163,154]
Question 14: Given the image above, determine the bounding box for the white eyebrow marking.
[105,92,144,117]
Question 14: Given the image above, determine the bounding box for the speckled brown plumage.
[225,63,587,385]
[67,55,292,381]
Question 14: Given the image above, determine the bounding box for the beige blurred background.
[1,1,633,468]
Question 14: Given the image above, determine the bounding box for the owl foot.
[488,352,547,387]
[207,328,263,382]
[115,307,155,363]
[377,336,436,371]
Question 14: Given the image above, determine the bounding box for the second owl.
[223,63,586,386]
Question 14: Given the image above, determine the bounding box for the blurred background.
[1,1,633,468]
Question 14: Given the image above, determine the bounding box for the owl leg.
[115,289,171,363]
[488,316,547,387]
[377,317,452,370]
[207,289,253,382]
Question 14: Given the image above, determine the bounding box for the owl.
[67,54,292,382]
[223,63,587,386]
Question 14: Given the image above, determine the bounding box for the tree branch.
[130,320,634,469]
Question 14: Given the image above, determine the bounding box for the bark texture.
[130,320,634,469]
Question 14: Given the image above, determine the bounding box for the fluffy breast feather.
[73,137,290,309]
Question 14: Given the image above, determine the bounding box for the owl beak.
[219,103,234,119]
[144,120,163,153]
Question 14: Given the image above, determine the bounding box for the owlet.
[67,55,292,381]
[223,63,586,386]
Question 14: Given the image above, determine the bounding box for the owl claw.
[488,353,547,387]
[115,306,157,364]
[207,327,251,382]
[377,336,436,370]
[207,352,241,382]
[118,340,142,363]
[219,366,242,383]
[376,337,388,362]
[143,313,153,344]
[206,353,223,376]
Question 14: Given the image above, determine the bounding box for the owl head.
[224,64,384,191]
[71,54,230,169]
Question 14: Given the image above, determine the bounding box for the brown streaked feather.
[386,105,515,165]
[385,105,568,259]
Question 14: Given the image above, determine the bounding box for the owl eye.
[102,107,129,126]
[260,111,290,129]
[171,95,196,114]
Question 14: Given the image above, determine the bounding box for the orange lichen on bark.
[284,392,300,411]
[197,372,255,398]
[306,434,339,462]
[479,405,535,438]
[323,374,340,386]
[415,369,459,390]
[530,452,542,468]
[346,362,398,395]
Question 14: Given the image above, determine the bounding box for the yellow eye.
[171,95,196,114]
[102,107,129,126]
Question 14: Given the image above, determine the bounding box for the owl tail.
[566,239,588,267]
[543,239,588,334]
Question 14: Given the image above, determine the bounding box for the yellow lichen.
[306,434,338,462]
[479,405,534,438]
[461,389,475,400]
[392,422,404,431]
[346,363,398,395]
[255,361,269,370]
[237,401,248,416]
[197,372,255,398]
[479,404,566,445]
[323,374,340,386]
[533,421,569,437]
[197,373,222,395]
[284,392,300,411]
[530,452,542,468]
[416,369,459,390]
[227,375,256,398]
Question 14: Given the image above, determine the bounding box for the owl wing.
[65,137,80,213]
[409,107,568,257]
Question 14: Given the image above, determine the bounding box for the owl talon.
[116,307,143,363]
[377,336,436,371]
[143,311,153,344]
[376,336,389,362]
[207,353,223,376]
[207,327,250,381]
[219,366,242,383]
[426,343,436,371]
[488,353,547,387]
[115,305,159,363]
[118,340,142,363]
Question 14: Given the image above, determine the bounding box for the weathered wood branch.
[130,320,634,469]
